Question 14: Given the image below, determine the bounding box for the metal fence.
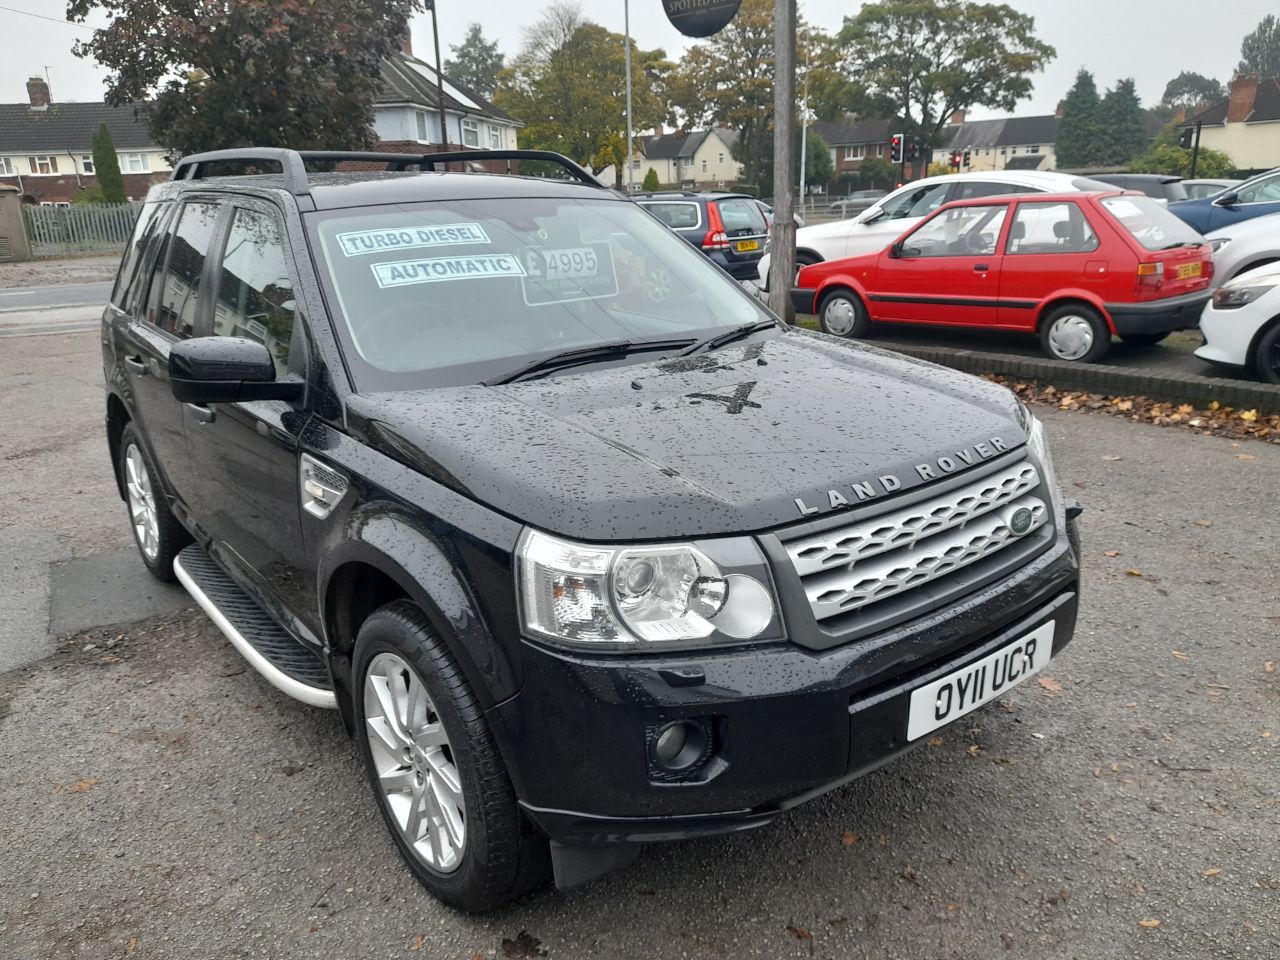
[21,201,142,258]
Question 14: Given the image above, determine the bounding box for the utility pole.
[1190,120,1203,179]
[428,1,449,152]
[798,43,808,211]
[766,0,797,323]
[624,0,635,193]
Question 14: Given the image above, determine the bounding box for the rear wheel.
[1120,331,1170,346]
[1254,321,1280,385]
[353,601,550,911]
[817,288,869,338]
[1040,304,1111,362]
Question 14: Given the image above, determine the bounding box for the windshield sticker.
[520,243,618,307]
[371,254,525,289]
[337,223,490,257]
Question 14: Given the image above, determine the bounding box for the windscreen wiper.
[482,338,696,386]
[680,319,781,356]
[1158,241,1203,250]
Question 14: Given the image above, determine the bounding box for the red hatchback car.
[791,191,1213,362]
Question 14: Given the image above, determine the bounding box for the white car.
[1206,211,1280,286]
[1196,261,1280,382]
[756,170,1115,287]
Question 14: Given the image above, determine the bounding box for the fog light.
[651,720,708,771]
[654,723,686,763]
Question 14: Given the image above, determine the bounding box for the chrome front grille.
[783,460,1048,625]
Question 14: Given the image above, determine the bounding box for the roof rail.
[169,147,604,195]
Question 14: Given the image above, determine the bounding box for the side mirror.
[889,241,904,259]
[169,337,302,404]
[1214,191,1239,207]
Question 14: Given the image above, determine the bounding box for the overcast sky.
[0,0,1273,121]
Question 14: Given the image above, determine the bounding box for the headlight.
[517,529,780,652]
[1212,272,1280,309]
[1026,414,1062,513]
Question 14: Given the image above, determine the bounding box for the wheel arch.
[1034,292,1114,334]
[106,392,131,501]
[814,276,871,313]
[1226,256,1280,285]
[1244,309,1280,374]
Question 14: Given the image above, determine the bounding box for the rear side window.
[111,202,164,310]
[1007,202,1099,255]
[876,183,950,221]
[213,207,296,377]
[640,202,701,230]
[714,198,767,233]
[155,201,221,338]
[1100,196,1204,250]
[954,181,1037,200]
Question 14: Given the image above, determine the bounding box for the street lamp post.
[624,0,635,193]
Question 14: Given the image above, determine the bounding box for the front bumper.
[1195,298,1264,368]
[486,521,1080,849]
[1106,289,1211,335]
[791,287,817,315]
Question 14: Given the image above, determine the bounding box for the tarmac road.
[0,330,1277,959]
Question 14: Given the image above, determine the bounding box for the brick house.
[811,117,895,190]
[942,111,1061,173]
[1185,75,1280,173]
[0,78,170,205]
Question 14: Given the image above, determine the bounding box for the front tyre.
[119,422,189,582]
[1254,321,1280,385]
[353,601,549,911]
[817,288,870,338]
[1040,304,1111,362]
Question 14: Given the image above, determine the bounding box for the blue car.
[1168,167,1280,233]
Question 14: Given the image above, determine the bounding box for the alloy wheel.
[1047,314,1094,361]
[124,444,159,561]
[363,652,467,874]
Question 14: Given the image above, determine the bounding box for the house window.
[0,157,14,176]
[843,146,855,161]
[631,158,641,169]
[29,156,58,175]
[876,143,885,157]
[119,153,149,173]
[415,111,429,142]
[1010,146,1018,155]
[81,154,95,175]
[718,153,724,164]
[701,159,707,173]
[461,118,479,147]
[1029,145,1040,154]
[489,126,501,148]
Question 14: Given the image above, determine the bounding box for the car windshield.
[310,196,770,390]
[1099,195,1204,250]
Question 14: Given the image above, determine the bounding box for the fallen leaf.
[966,744,982,756]
[1103,550,1120,558]
[1106,834,1120,846]
[1193,519,1214,527]
[126,938,138,954]
[411,933,426,951]
[786,925,812,941]
[1236,453,1257,461]
[1240,409,1259,422]
[1037,676,1062,694]
[1202,868,1221,878]
[926,736,944,746]
[878,834,888,846]
[69,778,98,794]
[1102,454,1123,461]
[1135,883,1147,893]
[500,931,547,958]
[1126,569,1143,577]
[946,902,961,911]
[1266,661,1275,673]
[1172,651,1190,661]
[1138,919,1161,929]
[840,831,860,846]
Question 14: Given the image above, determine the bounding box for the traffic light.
[906,138,920,163]
[890,133,904,164]
[962,147,971,167]
[950,151,962,170]
[1178,127,1194,149]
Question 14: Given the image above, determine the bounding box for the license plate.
[906,621,1055,741]
[736,239,760,253]
[1177,261,1202,279]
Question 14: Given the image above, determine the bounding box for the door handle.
[124,355,147,375]
[973,263,991,272]
[185,403,216,424]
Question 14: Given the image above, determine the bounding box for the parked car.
[826,189,887,219]
[103,146,1080,910]
[755,199,805,229]
[1169,166,1280,233]
[1182,178,1242,201]
[1205,211,1280,286]
[1196,261,1280,382]
[634,191,768,280]
[792,191,1213,362]
[1088,174,1187,205]
[757,170,1115,287]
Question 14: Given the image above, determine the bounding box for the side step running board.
[174,544,336,709]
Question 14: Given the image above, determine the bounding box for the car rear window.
[1100,195,1205,250]
[639,201,701,230]
[714,198,767,234]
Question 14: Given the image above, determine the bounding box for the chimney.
[26,76,50,110]
[949,109,965,125]
[1227,74,1259,124]
[398,27,412,57]
[1054,100,1065,118]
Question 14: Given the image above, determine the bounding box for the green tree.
[445,23,504,98]
[1238,14,1280,79]
[1099,78,1147,166]
[91,122,126,203]
[641,167,660,191]
[837,0,1054,151]
[1055,69,1102,168]
[67,0,424,158]
[854,156,898,189]
[493,3,669,188]
[1161,71,1224,111]
[1130,122,1234,178]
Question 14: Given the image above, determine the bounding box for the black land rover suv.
[103,148,1081,911]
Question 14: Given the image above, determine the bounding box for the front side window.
[1100,195,1204,250]
[155,201,221,338]
[461,119,479,147]
[310,196,769,390]
[1235,172,1280,204]
[1007,202,1098,255]
[875,182,951,221]
[111,201,166,308]
[900,204,1008,258]
[213,208,295,377]
[29,156,58,175]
